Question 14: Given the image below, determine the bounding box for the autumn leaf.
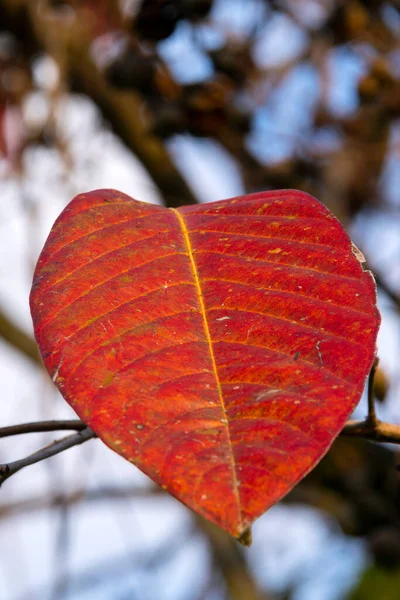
[30,189,380,541]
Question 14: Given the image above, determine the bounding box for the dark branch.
[374,271,400,312]
[0,420,87,438]
[0,309,41,365]
[199,519,263,599]
[341,419,400,445]
[0,428,96,486]
[0,354,396,488]
[339,356,400,444]
[3,0,198,209]
[367,357,379,425]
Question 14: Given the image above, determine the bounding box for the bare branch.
[0,309,41,366]
[0,428,96,486]
[367,357,379,425]
[0,0,198,209]
[0,420,86,438]
[339,357,400,445]
[199,519,264,600]
[2,400,400,491]
[374,270,400,312]
[0,356,396,490]
[341,419,400,445]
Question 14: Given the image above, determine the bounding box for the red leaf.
[30,189,380,540]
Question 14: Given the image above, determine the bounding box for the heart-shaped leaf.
[30,189,380,540]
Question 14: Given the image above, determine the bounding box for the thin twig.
[200,519,264,599]
[0,420,86,438]
[0,356,399,492]
[367,357,379,426]
[374,271,400,312]
[341,419,400,445]
[0,428,96,486]
[0,309,41,365]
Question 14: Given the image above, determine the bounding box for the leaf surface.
[30,189,380,539]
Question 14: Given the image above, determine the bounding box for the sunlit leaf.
[30,189,380,539]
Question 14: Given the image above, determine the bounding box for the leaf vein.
[195,249,359,282]
[68,307,199,378]
[41,250,186,330]
[203,278,371,318]
[216,339,353,386]
[172,208,242,525]
[42,209,164,268]
[190,229,342,252]
[209,307,366,348]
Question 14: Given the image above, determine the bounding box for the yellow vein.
[215,339,356,386]
[171,208,242,521]
[189,229,340,252]
[203,278,372,317]
[208,306,367,348]
[68,308,198,379]
[50,229,172,288]
[41,249,185,330]
[42,210,164,269]
[195,249,360,282]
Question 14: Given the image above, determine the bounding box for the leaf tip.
[236,527,252,547]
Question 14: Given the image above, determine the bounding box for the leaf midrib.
[171,208,242,524]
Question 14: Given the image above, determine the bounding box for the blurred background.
[0,1,399,598]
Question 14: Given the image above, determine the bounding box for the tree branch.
[1,392,400,487]
[341,419,400,445]
[373,270,400,312]
[0,420,87,438]
[0,427,96,486]
[367,356,379,425]
[28,0,198,208]
[0,412,399,496]
[0,309,41,366]
[0,360,396,490]
[199,519,264,600]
